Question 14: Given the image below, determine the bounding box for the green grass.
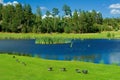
[0,31,119,39]
[0,54,120,80]
[0,31,120,44]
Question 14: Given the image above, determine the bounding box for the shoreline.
[0,53,120,80]
[0,31,120,44]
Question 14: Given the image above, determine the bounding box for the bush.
[107,32,111,38]
[64,26,72,33]
[112,33,115,38]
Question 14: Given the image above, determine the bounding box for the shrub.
[107,32,111,38]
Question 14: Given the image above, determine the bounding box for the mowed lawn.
[0,54,120,80]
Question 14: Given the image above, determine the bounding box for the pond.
[0,39,120,65]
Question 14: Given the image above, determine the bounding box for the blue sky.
[1,0,120,18]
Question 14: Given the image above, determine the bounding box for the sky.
[0,0,120,18]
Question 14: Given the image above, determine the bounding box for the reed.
[36,37,71,44]
[0,31,120,44]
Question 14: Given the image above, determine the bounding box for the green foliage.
[23,4,33,32]
[0,4,2,21]
[36,36,71,44]
[36,6,42,18]
[107,32,115,39]
[0,3,119,33]
[0,31,120,43]
[46,10,51,17]
[112,33,115,38]
[103,18,120,31]
[0,24,1,31]
[107,32,111,38]
[64,26,72,33]
[52,8,59,17]
[62,4,72,16]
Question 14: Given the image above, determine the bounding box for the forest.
[0,3,120,33]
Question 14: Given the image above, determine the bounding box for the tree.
[52,8,60,32]
[0,4,2,31]
[0,3,2,21]
[36,6,42,18]
[52,8,59,17]
[46,10,51,17]
[0,3,118,33]
[78,10,88,33]
[34,6,42,33]
[73,10,78,21]
[23,4,33,32]
[96,12,103,24]
[62,4,72,17]
[2,4,15,32]
[12,3,23,32]
[72,10,79,32]
[90,10,97,24]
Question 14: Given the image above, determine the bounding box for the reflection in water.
[0,39,120,65]
[79,55,101,62]
[42,55,59,60]
[64,56,71,61]
[109,53,120,65]
[41,54,102,63]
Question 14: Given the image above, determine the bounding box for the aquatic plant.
[36,37,72,44]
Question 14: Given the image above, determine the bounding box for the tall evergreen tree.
[0,4,2,21]
[23,4,33,32]
[78,10,88,33]
[52,8,59,32]
[2,4,15,32]
[0,4,2,31]
[62,4,72,17]
[52,8,59,17]
[33,6,42,33]
[46,10,51,17]
[96,12,103,24]
[72,10,79,32]
[12,3,23,32]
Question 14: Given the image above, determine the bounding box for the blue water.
[0,39,120,64]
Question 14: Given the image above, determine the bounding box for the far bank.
[0,31,120,44]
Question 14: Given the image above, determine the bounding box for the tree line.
[0,3,120,33]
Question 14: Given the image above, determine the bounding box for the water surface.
[0,39,120,64]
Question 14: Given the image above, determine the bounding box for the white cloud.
[109,3,120,9]
[42,14,53,19]
[40,6,47,10]
[109,3,120,15]
[1,0,19,6]
[0,0,3,4]
[4,2,12,5]
[89,10,100,13]
[110,9,120,14]
[64,15,71,18]
[42,15,46,19]
[13,1,18,5]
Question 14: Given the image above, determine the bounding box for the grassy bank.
[0,31,120,44]
[0,54,120,80]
